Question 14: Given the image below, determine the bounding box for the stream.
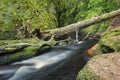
[0,38,98,80]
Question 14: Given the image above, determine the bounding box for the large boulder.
[77,52,120,80]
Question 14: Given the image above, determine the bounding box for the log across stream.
[0,38,98,80]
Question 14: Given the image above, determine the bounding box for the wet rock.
[85,43,100,57]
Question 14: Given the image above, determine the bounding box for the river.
[0,38,98,80]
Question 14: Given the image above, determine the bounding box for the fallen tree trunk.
[42,9,120,37]
[0,37,72,64]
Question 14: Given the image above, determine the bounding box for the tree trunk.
[42,9,120,37]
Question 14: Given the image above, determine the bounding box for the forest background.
[0,0,120,39]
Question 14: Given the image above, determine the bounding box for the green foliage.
[0,0,120,39]
[52,0,120,34]
[52,0,83,27]
[0,30,17,40]
[75,0,120,34]
[0,0,57,31]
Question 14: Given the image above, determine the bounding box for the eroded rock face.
[77,52,120,80]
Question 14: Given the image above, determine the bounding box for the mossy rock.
[77,55,104,80]
[76,55,103,80]
[99,27,120,52]
[76,65,102,80]
[77,52,120,80]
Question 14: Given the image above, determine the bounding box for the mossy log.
[41,9,120,38]
[0,43,30,54]
[0,46,40,64]
[0,37,71,64]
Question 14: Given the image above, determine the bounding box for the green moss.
[0,38,42,46]
[77,66,103,80]
[99,27,120,52]
[0,36,69,64]
[0,46,40,64]
[101,27,120,39]
[0,40,21,46]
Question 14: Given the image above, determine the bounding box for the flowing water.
[0,39,98,80]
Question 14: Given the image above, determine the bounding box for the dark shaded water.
[42,53,88,80]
